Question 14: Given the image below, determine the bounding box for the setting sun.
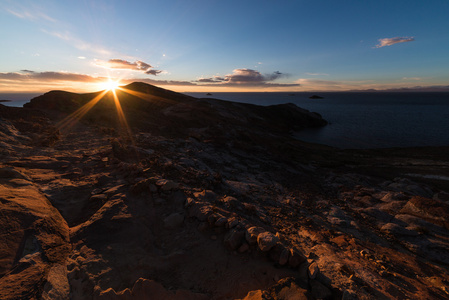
[100,79,121,92]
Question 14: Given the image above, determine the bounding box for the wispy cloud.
[375,37,415,48]
[42,29,112,56]
[6,8,56,22]
[95,59,162,75]
[196,69,297,87]
[197,77,224,83]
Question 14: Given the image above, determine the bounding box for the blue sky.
[1,0,449,92]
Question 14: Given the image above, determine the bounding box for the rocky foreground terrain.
[1,82,449,299]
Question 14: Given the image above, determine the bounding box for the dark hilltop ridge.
[1,82,449,299]
[24,82,327,139]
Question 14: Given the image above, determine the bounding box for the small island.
[309,94,324,99]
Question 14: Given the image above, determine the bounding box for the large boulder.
[257,232,279,252]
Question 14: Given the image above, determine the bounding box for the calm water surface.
[187,92,449,149]
[2,92,448,149]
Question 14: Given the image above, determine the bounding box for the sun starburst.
[99,79,122,92]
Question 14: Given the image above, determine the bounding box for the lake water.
[187,92,449,149]
[0,93,40,107]
[2,92,449,149]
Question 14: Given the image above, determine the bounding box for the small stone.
[90,194,107,202]
[104,185,125,196]
[379,270,390,277]
[226,217,239,229]
[185,197,195,207]
[245,227,265,245]
[215,217,227,227]
[257,232,279,252]
[360,249,369,257]
[208,214,217,225]
[91,188,103,195]
[308,262,319,279]
[194,190,217,202]
[222,196,241,209]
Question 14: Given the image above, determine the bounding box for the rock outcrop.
[1,83,448,299]
[0,167,70,300]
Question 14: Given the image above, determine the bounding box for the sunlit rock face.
[0,167,70,300]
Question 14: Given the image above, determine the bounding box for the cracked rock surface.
[1,83,449,299]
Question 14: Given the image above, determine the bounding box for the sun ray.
[53,82,170,159]
[111,89,133,139]
[56,90,109,132]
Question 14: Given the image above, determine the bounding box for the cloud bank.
[0,68,297,92]
[0,70,195,92]
[376,37,415,48]
[96,59,162,75]
[1,70,449,93]
[196,69,297,87]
